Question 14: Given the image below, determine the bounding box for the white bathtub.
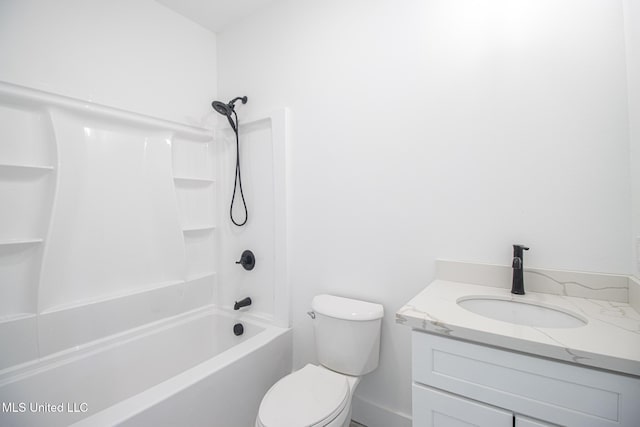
[0,306,292,427]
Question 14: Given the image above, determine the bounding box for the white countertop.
[397,280,640,377]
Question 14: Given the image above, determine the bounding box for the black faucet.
[511,244,529,295]
[234,297,252,310]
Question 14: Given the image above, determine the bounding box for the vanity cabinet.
[411,331,640,427]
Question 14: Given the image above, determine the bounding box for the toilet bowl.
[255,364,360,427]
[255,295,384,427]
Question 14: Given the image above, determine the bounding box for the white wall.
[217,0,633,423]
[625,0,640,278]
[0,0,217,126]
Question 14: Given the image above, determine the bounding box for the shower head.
[211,96,248,133]
[212,100,232,116]
[211,96,248,117]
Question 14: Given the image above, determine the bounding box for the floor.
[350,421,366,427]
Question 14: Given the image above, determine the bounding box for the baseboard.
[351,395,412,427]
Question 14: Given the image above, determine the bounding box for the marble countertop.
[397,280,640,377]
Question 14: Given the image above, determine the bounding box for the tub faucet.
[234,297,252,310]
[511,244,529,295]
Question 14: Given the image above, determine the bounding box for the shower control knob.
[235,250,255,270]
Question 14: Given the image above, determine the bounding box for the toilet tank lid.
[312,294,384,321]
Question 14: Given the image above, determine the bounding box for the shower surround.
[0,81,291,426]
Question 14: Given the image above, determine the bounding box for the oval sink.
[457,296,587,328]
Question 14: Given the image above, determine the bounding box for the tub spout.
[234,297,252,310]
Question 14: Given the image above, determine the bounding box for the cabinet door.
[413,384,512,427]
[515,415,559,427]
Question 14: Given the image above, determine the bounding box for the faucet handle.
[235,250,255,271]
[512,257,523,268]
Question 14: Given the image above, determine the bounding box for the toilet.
[256,294,384,427]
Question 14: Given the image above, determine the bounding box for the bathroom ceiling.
[156,0,276,33]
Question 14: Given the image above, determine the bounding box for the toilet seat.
[256,364,350,427]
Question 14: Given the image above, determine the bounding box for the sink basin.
[457,296,587,328]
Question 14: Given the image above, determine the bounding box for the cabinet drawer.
[412,331,640,427]
[413,383,512,427]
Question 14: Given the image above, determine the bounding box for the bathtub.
[0,306,292,427]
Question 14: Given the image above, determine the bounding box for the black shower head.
[211,100,232,116]
[212,96,247,133]
[211,96,248,132]
[211,96,248,117]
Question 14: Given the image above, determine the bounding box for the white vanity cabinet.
[411,331,640,427]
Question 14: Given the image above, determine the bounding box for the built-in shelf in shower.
[0,238,43,246]
[182,225,216,233]
[0,312,37,324]
[174,179,216,228]
[173,176,215,184]
[0,163,54,172]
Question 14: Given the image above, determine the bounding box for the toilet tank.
[311,294,384,376]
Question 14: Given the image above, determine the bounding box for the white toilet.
[256,294,384,427]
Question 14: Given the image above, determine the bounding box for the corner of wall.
[623,0,640,279]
